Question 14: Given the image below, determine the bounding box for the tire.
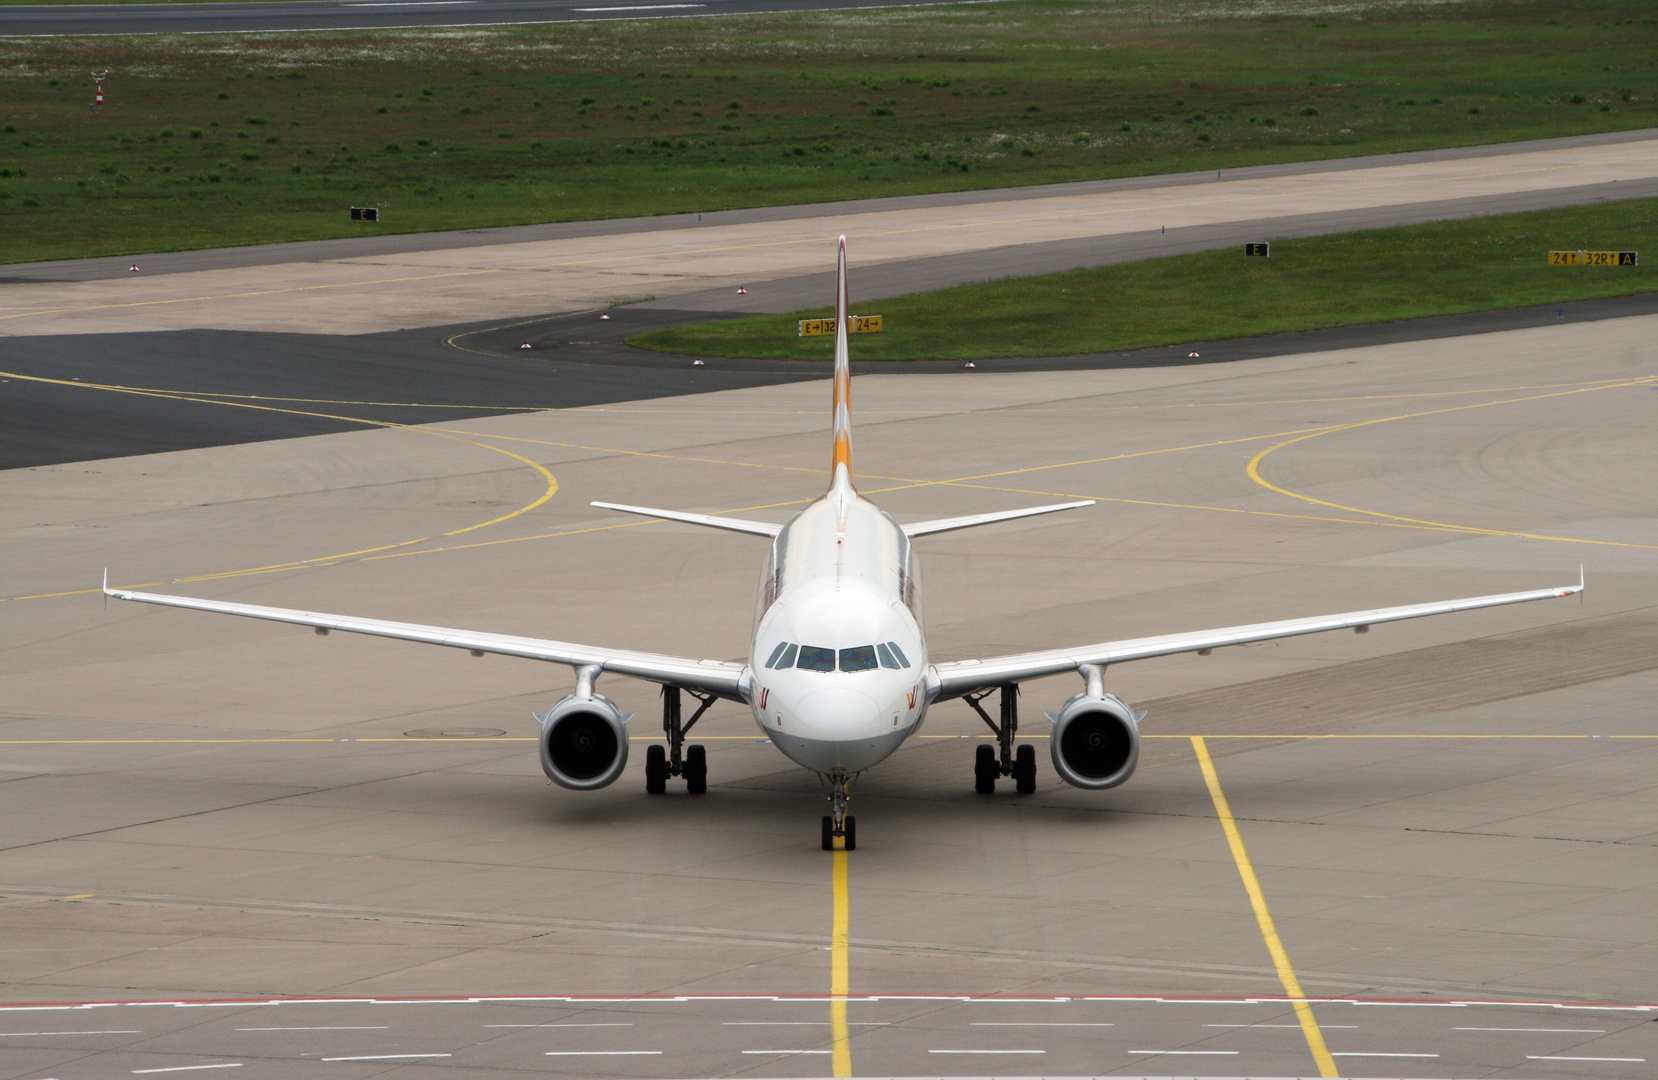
[1014,743,1037,794]
[974,743,997,794]
[843,816,856,851]
[684,744,707,795]
[822,815,834,851]
[645,744,667,795]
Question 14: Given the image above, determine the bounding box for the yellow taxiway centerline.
[1192,734,1338,1078]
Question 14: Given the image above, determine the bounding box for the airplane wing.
[104,582,749,701]
[591,501,780,538]
[929,574,1584,700]
[902,500,1096,538]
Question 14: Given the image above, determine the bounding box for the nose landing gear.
[821,772,856,850]
[965,684,1037,794]
[646,685,713,794]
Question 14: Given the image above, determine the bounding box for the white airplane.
[106,238,1584,851]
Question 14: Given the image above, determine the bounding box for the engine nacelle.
[538,693,629,790]
[1049,692,1140,790]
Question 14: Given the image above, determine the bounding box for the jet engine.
[538,693,629,790]
[1048,692,1140,789]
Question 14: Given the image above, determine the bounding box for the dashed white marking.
[972,1022,1113,1027]
[1529,1056,1646,1062]
[1331,1052,1440,1057]
[132,1068,242,1075]
[2,1031,141,1036]
[321,1055,450,1061]
[1130,1049,1239,1055]
[741,1050,831,1055]
[929,1049,1046,1054]
[486,1023,633,1028]
[236,1027,388,1032]
[544,1051,661,1056]
[1456,1027,1606,1032]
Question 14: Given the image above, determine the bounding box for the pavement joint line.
[1191,735,1338,1079]
[4,149,1648,325]
[0,993,1652,1008]
[4,734,1655,744]
[1246,375,1658,541]
[10,373,1645,605]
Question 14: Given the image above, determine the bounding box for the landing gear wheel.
[684,744,707,794]
[1013,743,1037,794]
[645,744,667,795]
[974,743,998,794]
[843,815,856,851]
[822,815,834,851]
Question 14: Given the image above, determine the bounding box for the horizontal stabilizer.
[591,501,781,538]
[903,500,1095,538]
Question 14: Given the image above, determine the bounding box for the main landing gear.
[645,685,714,795]
[821,773,856,851]
[965,684,1037,795]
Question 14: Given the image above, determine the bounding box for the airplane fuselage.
[748,467,929,775]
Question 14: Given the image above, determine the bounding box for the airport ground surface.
[0,0,976,37]
[3,306,1658,1077]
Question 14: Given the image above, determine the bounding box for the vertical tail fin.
[830,236,854,492]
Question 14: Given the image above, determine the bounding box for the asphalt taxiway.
[3,310,1656,1078]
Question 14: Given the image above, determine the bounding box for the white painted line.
[132,1068,242,1075]
[321,1055,450,1061]
[929,1049,1046,1054]
[1331,1052,1440,1057]
[3,1031,141,1036]
[570,3,704,9]
[971,1022,1114,1026]
[486,1023,633,1028]
[1130,1050,1239,1055]
[236,1027,389,1031]
[741,1050,831,1055]
[1529,1056,1646,1062]
[1456,1027,1606,1032]
[544,1051,661,1056]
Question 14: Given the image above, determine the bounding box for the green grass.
[2,0,1656,263]
[628,198,1658,360]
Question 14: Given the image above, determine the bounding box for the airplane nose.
[794,687,880,738]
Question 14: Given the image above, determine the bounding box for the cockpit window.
[876,643,899,669]
[774,643,798,669]
[796,645,836,672]
[765,641,790,668]
[839,645,880,672]
[885,640,911,668]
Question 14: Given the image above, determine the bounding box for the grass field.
[628,197,1657,360]
[1,0,1655,263]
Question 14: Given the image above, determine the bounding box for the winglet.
[102,567,109,610]
[1580,564,1585,604]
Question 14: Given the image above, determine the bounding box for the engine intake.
[538,693,629,790]
[1049,692,1140,789]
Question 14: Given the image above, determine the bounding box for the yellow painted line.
[1192,735,1337,1078]
[830,845,852,1079]
[0,371,559,603]
[64,894,94,900]
[1246,376,1658,548]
